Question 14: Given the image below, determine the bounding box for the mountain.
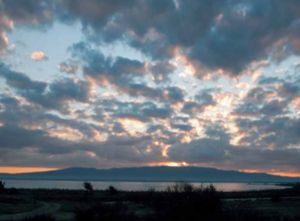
[0,166,299,183]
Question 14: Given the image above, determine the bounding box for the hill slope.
[0,166,299,183]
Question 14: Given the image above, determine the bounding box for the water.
[3,180,286,192]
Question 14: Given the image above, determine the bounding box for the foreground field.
[0,183,300,221]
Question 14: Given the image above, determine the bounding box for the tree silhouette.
[0,180,5,193]
[107,185,118,195]
[83,182,94,193]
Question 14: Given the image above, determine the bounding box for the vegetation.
[83,182,94,193]
[0,180,5,193]
[292,183,300,192]
[0,183,300,221]
[106,185,118,195]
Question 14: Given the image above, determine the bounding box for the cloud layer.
[0,0,300,175]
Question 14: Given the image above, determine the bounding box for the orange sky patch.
[240,169,300,178]
[0,167,58,174]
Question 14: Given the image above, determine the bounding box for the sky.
[0,0,300,176]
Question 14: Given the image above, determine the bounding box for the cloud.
[171,123,193,132]
[69,42,184,102]
[1,1,300,174]
[163,87,185,103]
[31,51,48,61]
[0,0,55,54]
[149,61,176,82]
[59,61,78,74]
[1,0,300,74]
[0,63,91,112]
[167,126,300,172]
[96,99,172,122]
[235,116,300,149]
[168,138,228,163]
[70,42,146,84]
[0,63,47,92]
[0,31,9,53]
[234,76,300,118]
[56,0,300,76]
[0,94,163,167]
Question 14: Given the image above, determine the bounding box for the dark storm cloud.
[166,120,300,171]
[47,78,90,103]
[0,94,162,166]
[235,76,300,117]
[0,64,91,112]
[163,86,185,103]
[195,90,216,106]
[171,123,193,132]
[1,0,54,24]
[69,42,188,102]
[141,102,172,119]
[169,138,229,163]
[180,89,215,114]
[1,0,300,172]
[23,78,91,112]
[94,100,144,121]
[220,145,300,172]
[0,122,160,162]
[0,0,55,53]
[233,77,300,149]
[258,77,300,97]
[236,116,300,149]
[57,0,136,32]
[56,0,300,75]
[228,147,300,172]
[168,124,230,162]
[168,126,300,171]
[234,100,288,117]
[181,100,212,115]
[70,41,146,85]
[0,124,45,149]
[0,63,47,92]
[0,94,100,140]
[92,135,163,163]
[121,83,163,100]
[149,61,176,82]
[1,0,300,73]
[0,124,78,154]
[96,100,172,122]
[59,61,79,74]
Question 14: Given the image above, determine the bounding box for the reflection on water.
[3,180,286,192]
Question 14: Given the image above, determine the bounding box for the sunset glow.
[0,167,58,174]
[240,170,300,178]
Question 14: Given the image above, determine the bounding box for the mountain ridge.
[0,166,299,183]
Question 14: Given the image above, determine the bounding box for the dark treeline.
[1,182,300,221]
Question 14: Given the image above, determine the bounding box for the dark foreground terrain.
[0,183,300,221]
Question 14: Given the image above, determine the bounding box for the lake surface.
[3,180,287,192]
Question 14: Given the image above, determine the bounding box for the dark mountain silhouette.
[0,166,299,183]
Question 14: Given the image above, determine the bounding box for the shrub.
[83,182,94,193]
[107,185,118,195]
[155,183,222,221]
[0,180,5,193]
[166,182,194,193]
